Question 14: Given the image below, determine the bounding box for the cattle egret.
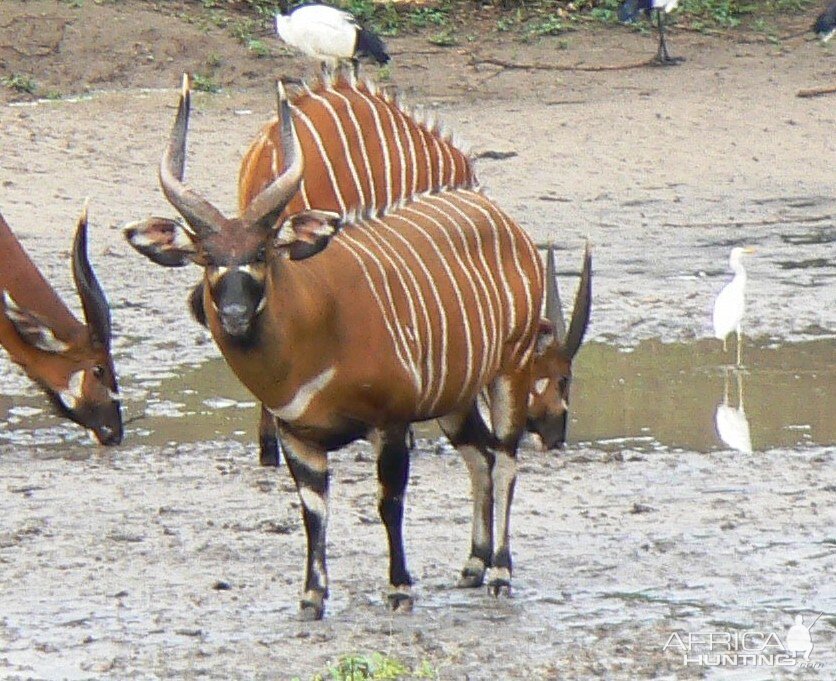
[618,0,683,65]
[814,0,836,42]
[275,4,390,77]
[715,368,752,454]
[712,246,754,367]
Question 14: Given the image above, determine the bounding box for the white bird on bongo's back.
[275,4,390,77]
[712,246,754,366]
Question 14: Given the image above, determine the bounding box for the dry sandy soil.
[0,1,835,679]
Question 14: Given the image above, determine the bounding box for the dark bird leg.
[654,10,684,66]
[319,61,333,82]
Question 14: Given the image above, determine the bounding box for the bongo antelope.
[129,71,477,466]
[127,75,545,620]
[127,72,591,458]
[528,243,591,449]
[0,204,122,445]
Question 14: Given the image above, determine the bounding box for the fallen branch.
[468,55,656,73]
[661,214,832,229]
[796,85,836,99]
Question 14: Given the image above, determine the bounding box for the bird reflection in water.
[715,367,753,454]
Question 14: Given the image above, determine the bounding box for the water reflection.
[714,368,752,453]
[569,339,833,452]
[0,339,833,453]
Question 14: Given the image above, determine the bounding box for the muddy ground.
[1,1,835,679]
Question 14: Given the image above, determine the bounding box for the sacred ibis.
[618,0,683,65]
[814,0,836,42]
[275,4,390,76]
[712,246,754,367]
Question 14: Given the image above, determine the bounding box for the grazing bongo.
[0,204,122,444]
[126,75,545,619]
[527,243,591,449]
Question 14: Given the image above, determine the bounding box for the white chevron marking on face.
[58,370,85,411]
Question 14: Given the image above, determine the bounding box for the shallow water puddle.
[0,340,832,453]
[570,339,833,453]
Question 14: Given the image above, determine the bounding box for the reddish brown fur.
[238,74,476,217]
[0,210,122,444]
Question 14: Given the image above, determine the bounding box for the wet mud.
[1,12,835,679]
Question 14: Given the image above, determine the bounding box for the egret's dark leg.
[656,10,683,65]
[373,425,414,611]
[654,10,666,63]
[258,404,282,466]
[320,61,333,81]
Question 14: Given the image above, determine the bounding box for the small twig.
[797,85,836,99]
[468,54,655,73]
[661,214,832,229]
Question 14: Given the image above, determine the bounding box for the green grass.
[185,0,820,51]
[191,72,221,93]
[297,653,437,681]
[1,73,37,95]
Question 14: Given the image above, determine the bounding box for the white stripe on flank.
[335,233,420,394]
[421,195,499,387]
[269,367,336,422]
[394,110,420,198]
[415,124,433,192]
[378,99,408,203]
[305,91,367,206]
[292,108,347,214]
[375,215,449,413]
[445,191,518,332]
[353,223,424,397]
[351,86,393,209]
[389,108,417,202]
[439,132,456,186]
[429,134,447,189]
[491,202,539,364]
[400,203,477,406]
[299,178,311,209]
[365,217,435,411]
[320,87,377,207]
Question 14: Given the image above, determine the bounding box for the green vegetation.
[293,653,437,681]
[1,73,37,95]
[176,0,819,51]
[191,72,221,93]
[428,28,459,46]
